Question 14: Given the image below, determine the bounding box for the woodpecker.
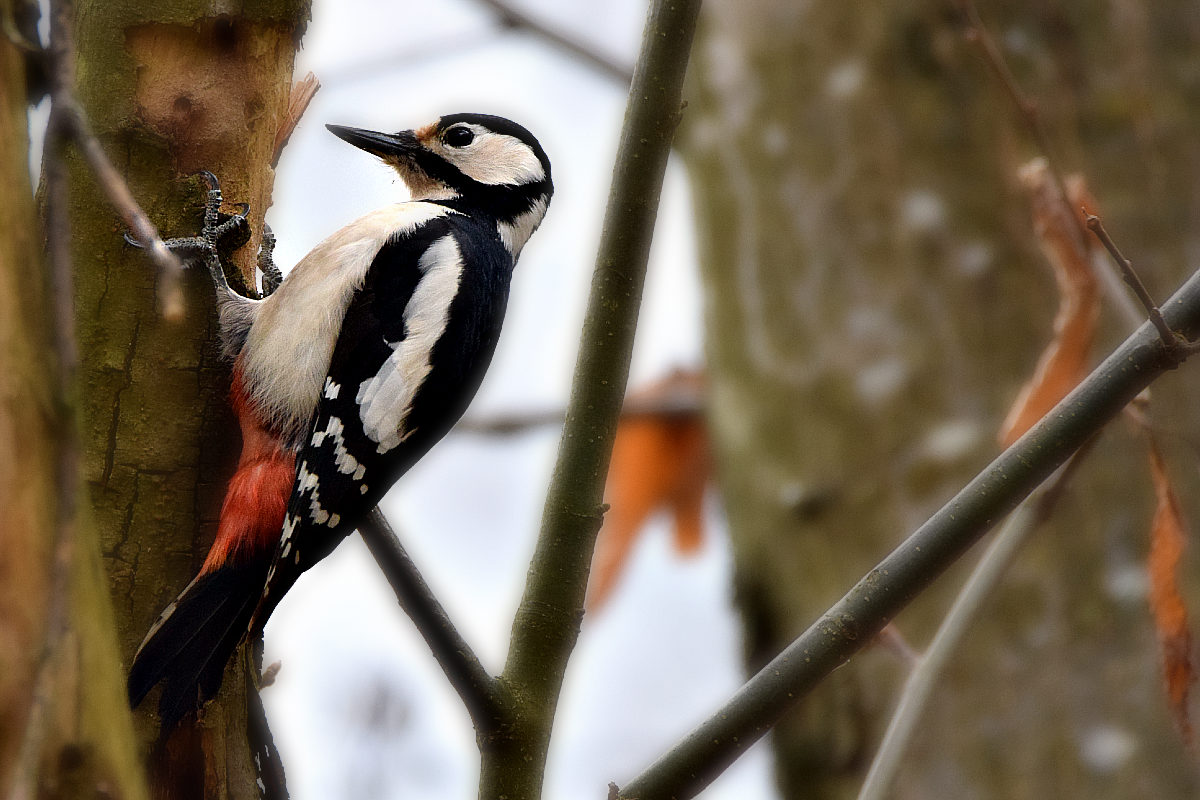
[127,113,553,729]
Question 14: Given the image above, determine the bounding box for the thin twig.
[56,100,187,320]
[358,507,507,730]
[457,395,704,436]
[473,0,633,84]
[957,0,1145,330]
[857,441,1094,800]
[320,28,500,87]
[1085,213,1196,354]
[323,4,631,90]
[958,1,1076,242]
[617,265,1200,799]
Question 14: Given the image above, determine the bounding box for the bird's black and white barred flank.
[128,113,553,729]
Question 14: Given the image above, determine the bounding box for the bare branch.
[324,4,631,90]
[482,0,702,794]
[28,0,188,321]
[473,0,633,84]
[617,265,1200,799]
[457,394,704,436]
[55,100,187,320]
[858,442,1094,800]
[358,508,507,730]
[957,0,1146,330]
[1085,213,1197,355]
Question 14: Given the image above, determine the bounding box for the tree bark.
[1,1,148,797]
[681,1,1200,797]
[66,2,308,797]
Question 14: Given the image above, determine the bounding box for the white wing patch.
[239,203,454,444]
[356,233,465,453]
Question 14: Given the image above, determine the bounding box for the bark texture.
[1,1,148,797]
[681,2,1200,797]
[67,1,308,798]
[0,4,52,783]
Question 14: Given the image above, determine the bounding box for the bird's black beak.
[326,125,419,158]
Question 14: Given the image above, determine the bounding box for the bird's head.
[327,113,553,257]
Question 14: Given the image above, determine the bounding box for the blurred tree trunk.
[67,1,308,797]
[1,1,147,797]
[680,1,1200,797]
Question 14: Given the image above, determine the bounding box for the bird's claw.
[196,170,221,192]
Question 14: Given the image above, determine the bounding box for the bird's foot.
[124,171,254,296]
[259,223,283,297]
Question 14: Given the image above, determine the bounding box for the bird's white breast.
[240,202,452,441]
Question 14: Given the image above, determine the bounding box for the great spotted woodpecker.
[127,113,553,728]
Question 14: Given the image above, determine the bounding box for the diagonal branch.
[54,99,187,320]
[857,440,1095,800]
[358,507,507,730]
[617,265,1200,799]
[473,0,633,84]
[956,0,1144,330]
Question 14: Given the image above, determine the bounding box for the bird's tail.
[127,561,268,730]
[128,371,295,729]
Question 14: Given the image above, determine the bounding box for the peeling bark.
[67,2,309,798]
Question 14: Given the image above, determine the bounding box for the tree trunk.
[67,2,308,797]
[1,1,148,797]
[681,1,1200,797]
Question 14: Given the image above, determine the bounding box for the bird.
[127,113,553,730]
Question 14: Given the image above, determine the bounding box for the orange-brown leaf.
[999,161,1100,446]
[1146,436,1195,746]
[586,371,710,611]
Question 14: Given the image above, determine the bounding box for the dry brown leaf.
[1146,435,1195,747]
[586,371,709,611]
[999,160,1100,446]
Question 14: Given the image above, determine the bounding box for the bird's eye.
[443,127,475,147]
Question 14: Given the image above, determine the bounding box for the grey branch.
[358,507,508,730]
[857,443,1092,800]
[474,0,633,84]
[617,267,1200,799]
[36,0,186,321]
[57,101,187,320]
[482,0,702,795]
[325,3,632,90]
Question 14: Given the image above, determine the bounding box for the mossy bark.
[1,1,147,797]
[67,1,308,798]
[681,2,1200,797]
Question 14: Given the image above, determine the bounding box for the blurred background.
[258,1,1200,798]
[27,0,1200,797]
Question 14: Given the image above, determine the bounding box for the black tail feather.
[128,562,268,731]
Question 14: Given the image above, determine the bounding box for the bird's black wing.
[255,212,511,624]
